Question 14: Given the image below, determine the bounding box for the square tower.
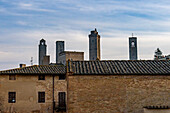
[89,28,100,61]
[129,37,138,60]
[39,39,47,65]
[56,41,65,63]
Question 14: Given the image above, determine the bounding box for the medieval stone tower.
[129,37,138,60]
[56,41,65,63]
[39,39,47,65]
[89,28,100,60]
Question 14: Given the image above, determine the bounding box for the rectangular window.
[58,92,66,107]
[59,75,66,80]
[38,75,45,80]
[38,92,45,103]
[8,92,16,103]
[9,75,16,80]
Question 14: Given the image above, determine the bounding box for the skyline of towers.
[38,30,141,65]
[56,41,65,63]
[129,37,138,60]
[89,28,101,61]
[39,39,47,65]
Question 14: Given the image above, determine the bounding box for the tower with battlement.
[89,28,100,61]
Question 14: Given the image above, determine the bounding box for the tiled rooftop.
[0,65,66,75]
[144,106,170,109]
[67,60,170,75]
[1,60,170,75]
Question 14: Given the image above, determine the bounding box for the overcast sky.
[0,0,170,70]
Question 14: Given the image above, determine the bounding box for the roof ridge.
[39,65,65,67]
[0,65,37,72]
[0,65,65,73]
[69,60,170,62]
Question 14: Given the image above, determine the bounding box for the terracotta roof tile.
[0,65,66,75]
[67,60,170,75]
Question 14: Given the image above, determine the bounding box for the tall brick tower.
[39,39,47,65]
[89,28,100,60]
[56,41,65,63]
[129,36,138,60]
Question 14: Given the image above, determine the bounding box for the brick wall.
[67,75,170,113]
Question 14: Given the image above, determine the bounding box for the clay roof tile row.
[0,65,66,75]
[0,60,170,75]
[67,60,170,75]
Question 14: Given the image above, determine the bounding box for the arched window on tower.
[131,41,135,47]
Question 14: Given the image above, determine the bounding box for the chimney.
[20,64,26,68]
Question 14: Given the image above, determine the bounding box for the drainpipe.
[53,74,55,113]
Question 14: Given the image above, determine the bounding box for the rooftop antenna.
[30,57,33,66]
[132,33,134,37]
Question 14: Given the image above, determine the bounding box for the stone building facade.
[67,60,170,113]
[55,41,84,65]
[0,65,67,113]
[58,51,84,65]
[0,60,170,113]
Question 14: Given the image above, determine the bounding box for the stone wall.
[0,75,67,113]
[67,75,170,113]
[58,52,84,64]
[65,52,84,61]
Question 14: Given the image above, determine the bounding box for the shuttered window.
[38,75,45,80]
[38,92,45,103]
[59,75,66,80]
[58,92,66,107]
[8,92,16,103]
[9,75,16,80]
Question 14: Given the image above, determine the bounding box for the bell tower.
[39,39,47,65]
[129,35,138,60]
